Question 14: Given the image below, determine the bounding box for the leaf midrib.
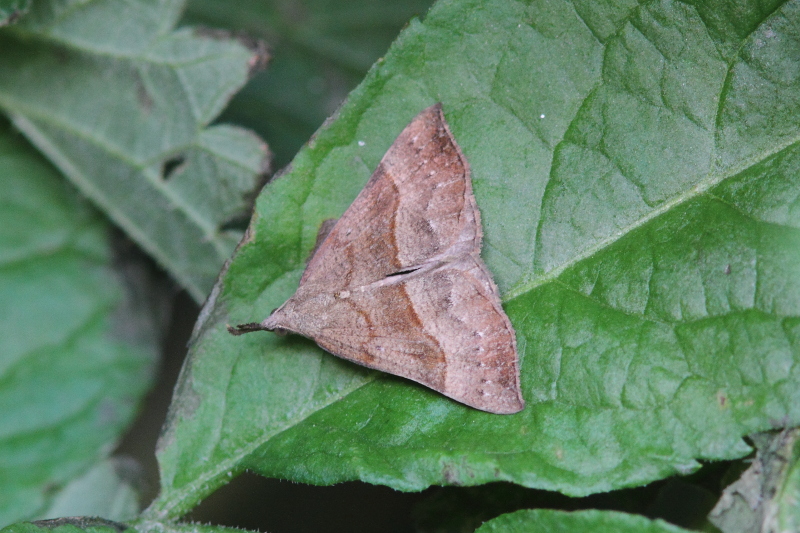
[503,0,790,304]
[502,132,800,304]
[3,95,237,243]
[7,112,215,301]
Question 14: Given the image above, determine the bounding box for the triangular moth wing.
[241,103,524,414]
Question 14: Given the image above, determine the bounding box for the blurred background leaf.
[710,429,800,533]
[0,122,159,525]
[0,0,270,302]
[0,0,28,26]
[1,518,255,533]
[1,518,136,533]
[38,458,142,523]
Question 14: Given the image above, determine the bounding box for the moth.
[230,103,524,414]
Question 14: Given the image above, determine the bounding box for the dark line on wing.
[385,266,422,278]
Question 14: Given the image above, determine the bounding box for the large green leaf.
[0,0,270,302]
[475,509,691,533]
[149,0,800,518]
[0,123,157,524]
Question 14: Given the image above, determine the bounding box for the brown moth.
[229,103,524,414]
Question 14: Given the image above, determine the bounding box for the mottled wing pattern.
[307,255,522,413]
[300,103,475,288]
[402,256,522,413]
[246,103,523,414]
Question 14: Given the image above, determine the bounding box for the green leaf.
[709,429,800,533]
[0,122,157,525]
[184,0,437,168]
[1,519,257,533]
[0,0,28,26]
[150,0,800,517]
[474,509,692,533]
[0,0,270,302]
[1,518,134,533]
[37,458,141,523]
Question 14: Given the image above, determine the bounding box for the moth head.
[263,305,298,335]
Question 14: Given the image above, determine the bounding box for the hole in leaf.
[161,155,186,180]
